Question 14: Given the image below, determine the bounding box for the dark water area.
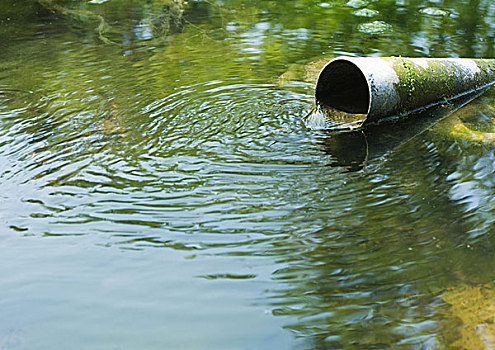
[2,0,495,349]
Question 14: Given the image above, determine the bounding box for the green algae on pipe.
[314,57,495,129]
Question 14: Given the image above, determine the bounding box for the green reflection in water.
[1,0,495,349]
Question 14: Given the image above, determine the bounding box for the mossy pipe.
[315,57,495,126]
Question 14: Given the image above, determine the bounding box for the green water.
[2,0,495,349]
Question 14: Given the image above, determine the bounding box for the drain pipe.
[314,57,495,129]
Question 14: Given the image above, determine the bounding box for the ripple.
[136,80,312,161]
[0,76,338,247]
[3,3,494,348]
[198,273,258,280]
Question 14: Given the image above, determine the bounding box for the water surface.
[2,0,495,349]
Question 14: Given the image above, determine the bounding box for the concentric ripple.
[1,78,349,250]
[3,0,495,348]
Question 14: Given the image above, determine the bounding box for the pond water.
[2,0,495,349]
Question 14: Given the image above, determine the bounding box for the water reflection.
[2,0,495,348]
[320,88,488,171]
[266,120,495,347]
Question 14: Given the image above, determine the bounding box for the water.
[1,0,495,348]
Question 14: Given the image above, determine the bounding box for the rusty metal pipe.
[314,57,495,129]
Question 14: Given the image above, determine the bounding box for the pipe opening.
[315,60,370,114]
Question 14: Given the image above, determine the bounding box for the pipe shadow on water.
[320,88,488,171]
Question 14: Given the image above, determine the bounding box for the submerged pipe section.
[315,57,495,128]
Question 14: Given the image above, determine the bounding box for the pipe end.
[314,59,371,129]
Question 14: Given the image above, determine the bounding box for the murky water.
[2,0,495,349]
